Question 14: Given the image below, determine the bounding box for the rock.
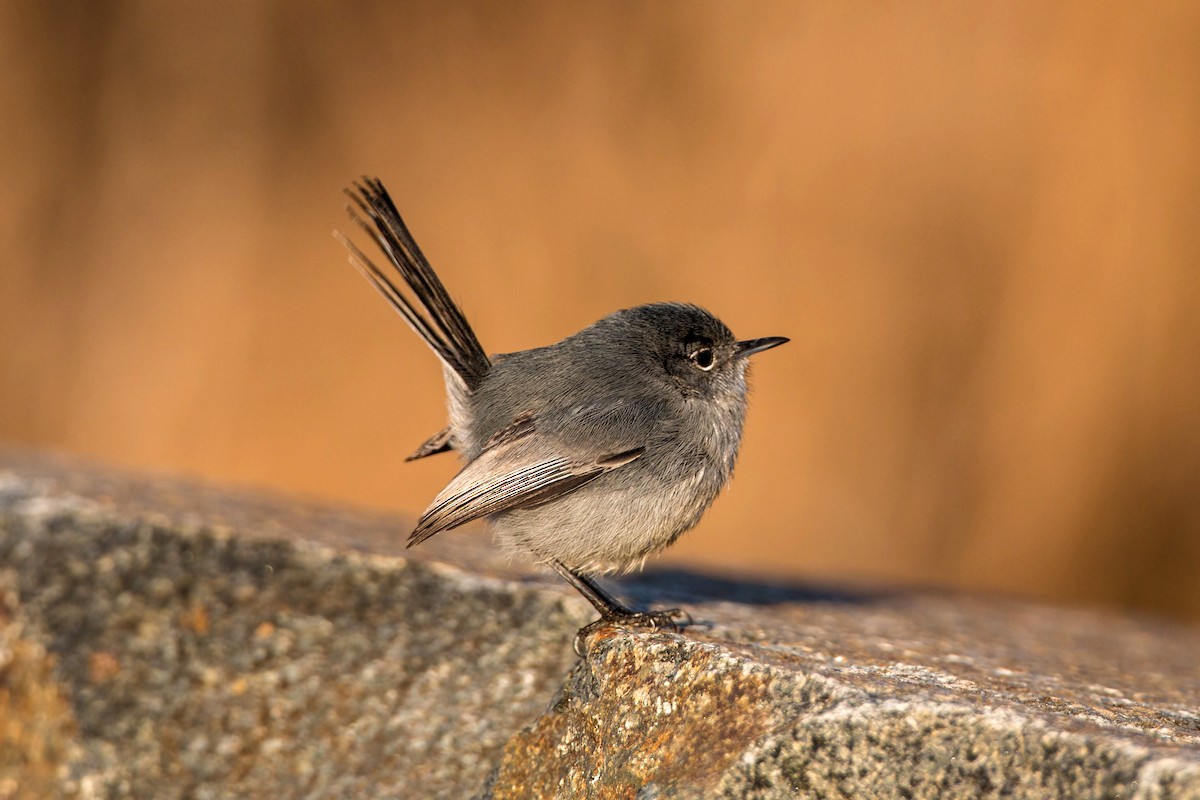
[1,448,1198,799]
[484,626,1200,799]
[0,576,78,800]
[0,448,585,798]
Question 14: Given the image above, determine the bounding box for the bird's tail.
[337,177,491,391]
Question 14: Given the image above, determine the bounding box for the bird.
[336,177,787,647]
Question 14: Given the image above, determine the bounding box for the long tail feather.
[335,177,491,390]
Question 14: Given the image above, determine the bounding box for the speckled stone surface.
[1,448,1198,799]
[0,575,77,799]
[484,629,1200,798]
[0,449,585,798]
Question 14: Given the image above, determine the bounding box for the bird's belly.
[489,462,724,574]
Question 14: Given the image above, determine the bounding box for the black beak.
[734,336,789,358]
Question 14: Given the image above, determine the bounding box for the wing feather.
[407,441,644,546]
[406,427,453,461]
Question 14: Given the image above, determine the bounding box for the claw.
[572,631,588,659]
[667,608,694,627]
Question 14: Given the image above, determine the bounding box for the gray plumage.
[337,177,786,638]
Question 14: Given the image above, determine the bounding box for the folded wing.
[408,436,644,546]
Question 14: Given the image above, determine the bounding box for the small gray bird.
[337,178,786,646]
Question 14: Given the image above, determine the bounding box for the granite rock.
[1,448,1198,799]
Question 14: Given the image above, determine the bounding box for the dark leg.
[549,560,638,617]
[550,560,691,655]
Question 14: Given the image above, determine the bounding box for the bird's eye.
[690,347,715,371]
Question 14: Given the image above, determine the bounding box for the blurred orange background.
[3,3,1199,620]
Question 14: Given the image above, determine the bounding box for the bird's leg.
[549,560,692,655]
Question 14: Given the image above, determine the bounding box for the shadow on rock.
[609,566,887,608]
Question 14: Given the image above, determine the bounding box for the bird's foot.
[573,607,694,657]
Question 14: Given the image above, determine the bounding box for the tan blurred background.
[3,2,1199,620]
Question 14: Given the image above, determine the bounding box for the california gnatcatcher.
[336,178,786,650]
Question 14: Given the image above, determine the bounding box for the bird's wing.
[407,425,644,547]
[406,427,454,461]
